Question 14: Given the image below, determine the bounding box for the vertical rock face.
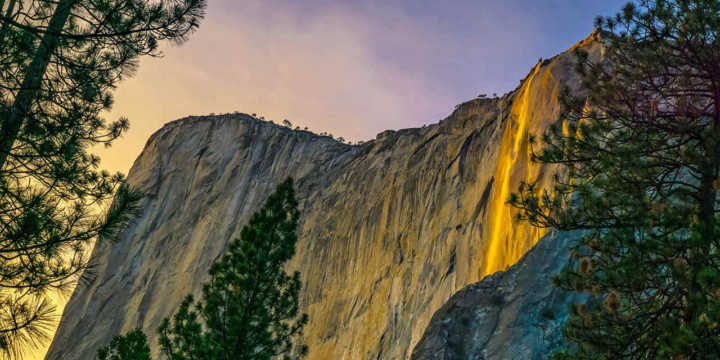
[411,231,584,360]
[46,34,602,360]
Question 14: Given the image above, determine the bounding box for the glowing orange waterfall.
[481,63,546,277]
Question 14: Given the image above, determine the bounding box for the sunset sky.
[98,0,627,175]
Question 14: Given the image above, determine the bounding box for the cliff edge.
[46,33,602,360]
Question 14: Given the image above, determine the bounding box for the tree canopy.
[512,0,720,358]
[0,0,205,356]
[158,178,308,360]
[97,329,151,360]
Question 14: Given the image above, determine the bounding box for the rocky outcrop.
[46,33,602,360]
[411,231,583,360]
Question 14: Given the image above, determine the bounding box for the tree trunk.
[0,0,76,170]
[1,0,18,28]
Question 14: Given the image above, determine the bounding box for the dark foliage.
[97,329,151,360]
[511,0,720,358]
[0,0,205,356]
[158,178,308,360]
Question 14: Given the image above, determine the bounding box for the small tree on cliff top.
[511,0,720,358]
[158,178,308,360]
[0,0,205,356]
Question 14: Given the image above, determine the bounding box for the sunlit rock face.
[46,34,601,360]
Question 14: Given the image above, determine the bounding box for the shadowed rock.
[411,231,584,360]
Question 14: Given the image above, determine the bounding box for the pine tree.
[0,0,205,356]
[511,0,720,358]
[158,178,309,360]
[97,329,151,360]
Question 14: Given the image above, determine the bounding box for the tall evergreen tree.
[511,0,720,358]
[158,178,309,360]
[0,0,205,356]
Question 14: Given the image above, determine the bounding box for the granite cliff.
[411,230,584,360]
[46,33,602,359]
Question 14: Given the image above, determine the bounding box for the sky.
[97,0,628,175]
